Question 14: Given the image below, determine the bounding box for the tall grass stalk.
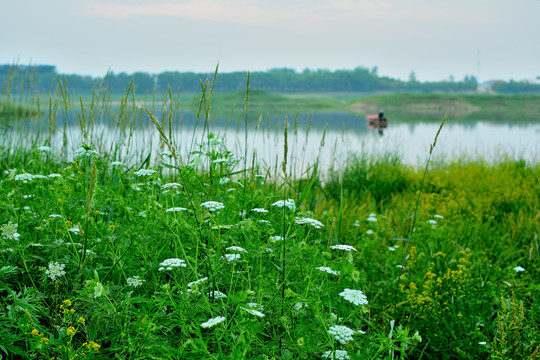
[393,114,447,314]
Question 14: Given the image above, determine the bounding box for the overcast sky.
[2,0,539,82]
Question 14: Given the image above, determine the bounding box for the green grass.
[0,78,539,359]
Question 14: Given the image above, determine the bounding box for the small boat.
[366,112,387,130]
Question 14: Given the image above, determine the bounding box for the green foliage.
[0,76,538,359]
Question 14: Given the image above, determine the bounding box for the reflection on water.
[1,111,539,175]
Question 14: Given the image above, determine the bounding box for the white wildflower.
[294,217,324,229]
[187,277,208,288]
[388,247,396,251]
[339,288,368,306]
[158,258,187,271]
[252,208,268,213]
[270,236,284,242]
[513,266,525,272]
[427,219,437,225]
[109,161,123,167]
[219,177,230,185]
[134,169,157,177]
[328,325,356,344]
[353,220,360,227]
[315,266,340,276]
[200,201,225,212]
[322,350,350,360]
[78,249,96,257]
[246,302,264,310]
[367,217,377,223]
[434,214,444,219]
[93,282,104,298]
[271,198,296,211]
[15,173,34,183]
[241,307,265,317]
[137,211,146,217]
[213,158,229,164]
[37,146,52,152]
[258,219,271,224]
[1,221,20,240]
[223,254,241,262]
[366,229,374,235]
[201,316,226,328]
[207,291,227,299]
[166,207,187,212]
[226,246,247,253]
[330,244,357,252]
[74,146,101,160]
[127,276,145,287]
[45,262,66,281]
[161,182,182,190]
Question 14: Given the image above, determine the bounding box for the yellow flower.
[63,299,72,307]
[70,309,76,314]
[66,326,76,336]
[109,224,116,230]
[40,337,50,344]
[58,198,63,204]
[31,329,40,337]
[84,341,101,351]
[78,317,86,325]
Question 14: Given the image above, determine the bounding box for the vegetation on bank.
[347,93,540,122]
[0,74,539,359]
[0,140,538,359]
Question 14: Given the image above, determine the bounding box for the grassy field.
[0,82,539,359]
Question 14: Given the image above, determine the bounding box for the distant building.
[477,80,506,94]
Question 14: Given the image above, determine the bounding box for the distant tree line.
[1,64,539,95]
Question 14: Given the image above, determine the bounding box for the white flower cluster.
[1,221,20,240]
[226,246,247,253]
[270,236,284,242]
[294,217,324,229]
[45,262,66,281]
[246,302,264,310]
[223,254,241,262]
[37,146,52,152]
[219,177,230,185]
[74,146,101,160]
[513,266,525,272]
[315,266,340,276]
[187,277,208,288]
[251,208,268,213]
[271,198,296,211]
[330,244,357,252]
[127,276,145,287]
[166,207,187,212]
[200,201,225,212]
[207,290,228,299]
[134,169,157,177]
[322,350,350,360]
[14,173,49,183]
[161,182,182,190]
[339,288,368,306]
[201,316,226,328]
[109,161,123,167]
[241,307,265,317]
[367,215,377,223]
[158,258,187,271]
[328,325,356,344]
